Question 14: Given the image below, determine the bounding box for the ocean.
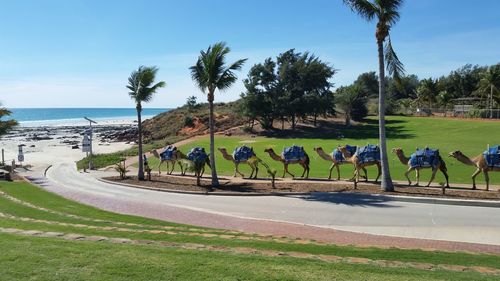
[8,108,169,126]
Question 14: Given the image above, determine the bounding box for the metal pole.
[1,149,4,166]
[84,117,97,170]
[89,120,93,170]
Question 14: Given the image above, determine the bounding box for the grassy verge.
[0,181,499,281]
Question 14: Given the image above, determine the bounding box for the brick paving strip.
[0,226,498,276]
[0,211,314,245]
[0,190,319,245]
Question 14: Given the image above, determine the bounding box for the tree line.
[239,59,500,127]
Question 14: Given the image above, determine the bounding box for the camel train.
[147,143,500,192]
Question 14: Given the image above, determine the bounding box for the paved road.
[37,162,500,247]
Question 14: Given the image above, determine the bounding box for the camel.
[218,147,260,178]
[338,145,381,188]
[449,150,500,191]
[264,147,310,179]
[392,148,449,192]
[150,146,183,175]
[313,146,367,180]
[178,149,211,177]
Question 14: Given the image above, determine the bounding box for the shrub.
[183,116,195,128]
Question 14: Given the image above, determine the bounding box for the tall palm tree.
[343,0,405,191]
[190,42,247,187]
[476,65,500,118]
[127,66,166,180]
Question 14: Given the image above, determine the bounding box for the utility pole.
[84,117,97,170]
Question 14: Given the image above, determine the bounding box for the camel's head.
[392,147,403,154]
[448,150,463,158]
[217,147,226,152]
[264,148,274,153]
[313,147,322,152]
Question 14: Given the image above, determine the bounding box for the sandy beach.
[0,119,137,169]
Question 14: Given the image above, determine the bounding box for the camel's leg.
[285,164,295,178]
[426,168,438,187]
[328,163,335,180]
[374,163,381,183]
[253,163,259,179]
[471,168,481,189]
[415,169,420,186]
[483,169,490,191]
[178,162,184,176]
[201,166,205,178]
[282,164,286,178]
[235,163,244,178]
[170,161,175,175]
[299,161,309,179]
[157,161,162,175]
[248,163,254,179]
[404,167,413,186]
[362,167,368,181]
[440,165,450,188]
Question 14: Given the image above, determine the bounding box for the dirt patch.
[104,175,500,200]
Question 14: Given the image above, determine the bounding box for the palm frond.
[385,37,405,86]
[190,42,246,95]
[343,0,377,21]
[127,65,165,104]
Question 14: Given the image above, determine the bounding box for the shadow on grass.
[259,118,415,140]
[299,192,400,208]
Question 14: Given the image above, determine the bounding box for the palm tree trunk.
[136,103,144,181]
[490,85,494,119]
[377,41,394,191]
[208,91,219,187]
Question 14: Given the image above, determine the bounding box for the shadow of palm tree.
[298,192,401,208]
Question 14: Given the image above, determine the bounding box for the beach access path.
[19,161,500,254]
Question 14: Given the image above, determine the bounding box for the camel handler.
[143,154,152,180]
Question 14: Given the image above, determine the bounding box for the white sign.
[18,145,24,162]
[82,134,91,153]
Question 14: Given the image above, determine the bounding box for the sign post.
[18,144,25,167]
[83,117,97,170]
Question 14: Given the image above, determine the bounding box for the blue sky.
[1,0,499,108]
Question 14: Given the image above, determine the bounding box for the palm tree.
[417,78,438,110]
[127,66,166,180]
[190,42,247,187]
[0,104,18,137]
[343,0,405,191]
[476,65,500,118]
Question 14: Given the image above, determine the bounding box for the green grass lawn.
[1,181,499,280]
[144,116,500,186]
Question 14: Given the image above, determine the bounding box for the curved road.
[34,162,500,248]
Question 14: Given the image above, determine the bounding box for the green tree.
[190,42,247,187]
[0,104,18,137]
[241,50,335,130]
[416,78,438,109]
[476,65,500,118]
[127,66,166,180]
[336,84,368,126]
[344,0,405,191]
[185,96,198,111]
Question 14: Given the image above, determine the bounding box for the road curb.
[97,178,500,207]
[97,178,311,197]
